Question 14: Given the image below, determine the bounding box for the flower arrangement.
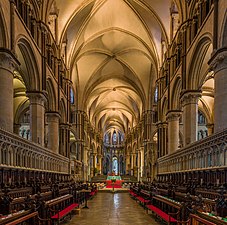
[111,178,116,183]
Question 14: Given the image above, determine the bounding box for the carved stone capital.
[0,48,19,73]
[46,111,60,122]
[166,110,181,122]
[26,91,47,105]
[206,123,214,129]
[209,48,227,73]
[180,90,201,107]
[59,123,70,129]
[157,122,168,129]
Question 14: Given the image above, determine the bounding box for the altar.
[107,175,122,180]
[106,176,123,188]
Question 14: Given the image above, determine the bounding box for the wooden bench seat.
[146,204,177,225]
[137,196,150,204]
[51,203,79,224]
[5,212,38,225]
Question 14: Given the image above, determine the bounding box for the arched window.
[105,133,109,143]
[198,110,206,125]
[70,88,74,104]
[113,130,117,144]
[154,86,158,103]
[197,110,208,140]
[121,133,124,142]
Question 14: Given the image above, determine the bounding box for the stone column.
[137,150,141,181]
[83,147,88,180]
[46,112,60,153]
[131,153,134,176]
[181,91,201,145]
[59,124,65,155]
[99,155,103,175]
[157,123,162,158]
[93,153,97,171]
[140,147,144,177]
[157,122,168,157]
[90,153,94,177]
[133,153,137,176]
[162,123,168,155]
[73,110,85,164]
[126,154,130,175]
[87,150,91,180]
[206,123,214,136]
[13,123,21,135]
[27,91,46,145]
[209,49,227,132]
[59,123,70,157]
[151,143,158,180]
[0,50,18,132]
[166,110,181,154]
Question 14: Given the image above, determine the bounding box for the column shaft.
[181,91,201,145]
[0,50,18,132]
[126,154,130,174]
[167,111,181,154]
[46,112,59,153]
[209,49,227,132]
[27,92,46,145]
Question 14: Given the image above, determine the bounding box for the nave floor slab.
[64,193,162,225]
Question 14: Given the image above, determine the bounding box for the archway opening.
[112,156,118,175]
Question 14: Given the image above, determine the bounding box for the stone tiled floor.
[65,193,162,225]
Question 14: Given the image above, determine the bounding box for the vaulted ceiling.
[43,0,183,135]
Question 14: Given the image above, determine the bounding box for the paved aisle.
[68,193,162,225]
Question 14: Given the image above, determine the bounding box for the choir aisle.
[68,193,161,225]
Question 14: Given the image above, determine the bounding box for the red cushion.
[137,196,149,203]
[129,191,137,197]
[51,203,79,219]
[146,204,177,222]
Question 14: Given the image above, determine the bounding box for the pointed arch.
[14,99,30,125]
[46,78,57,111]
[187,34,212,89]
[59,99,67,123]
[171,76,181,109]
[16,36,41,90]
[0,5,9,48]
[220,10,227,47]
[161,97,168,121]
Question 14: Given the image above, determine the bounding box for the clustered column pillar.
[27,91,46,146]
[206,123,214,136]
[157,122,168,157]
[150,143,157,180]
[181,91,201,146]
[93,153,97,174]
[137,150,141,181]
[97,154,102,174]
[125,153,130,175]
[0,50,18,132]
[133,152,137,177]
[209,49,227,132]
[140,147,144,177]
[83,146,89,180]
[90,153,94,177]
[166,110,181,154]
[130,154,134,176]
[59,123,70,157]
[74,111,85,169]
[46,112,60,153]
